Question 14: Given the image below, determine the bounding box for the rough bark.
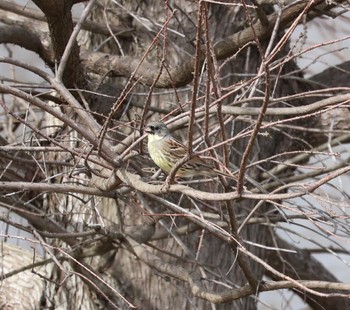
[0,1,350,309]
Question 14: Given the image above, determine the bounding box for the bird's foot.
[160,175,176,192]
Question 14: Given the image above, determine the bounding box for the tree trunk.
[1,1,350,309]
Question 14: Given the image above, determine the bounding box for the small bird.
[145,121,234,179]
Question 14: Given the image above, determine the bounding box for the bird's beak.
[144,126,152,134]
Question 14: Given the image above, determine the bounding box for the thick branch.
[0,25,53,65]
[0,0,132,38]
[32,0,82,86]
[82,0,331,87]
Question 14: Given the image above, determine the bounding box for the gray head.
[145,121,170,140]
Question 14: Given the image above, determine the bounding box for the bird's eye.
[149,125,158,133]
[148,125,159,133]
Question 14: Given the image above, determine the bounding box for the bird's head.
[145,121,170,140]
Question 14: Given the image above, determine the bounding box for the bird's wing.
[166,137,237,179]
[170,138,214,166]
[164,137,188,158]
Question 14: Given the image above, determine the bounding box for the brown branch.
[262,134,350,179]
[113,89,350,167]
[237,61,270,194]
[115,165,350,202]
[0,181,116,198]
[0,59,120,170]
[187,1,204,157]
[0,0,132,37]
[127,236,350,304]
[81,0,330,87]
[0,145,344,206]
[0,197,79,246]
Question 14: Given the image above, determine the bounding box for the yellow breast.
[148,137,173,173]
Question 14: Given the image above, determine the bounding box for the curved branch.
[0,0,132,37]
[115,166,350,201]
[0,181,116,198]
[2,164,350,204]
[127,236,350,304]
[0,25,53,65]
[0,72,119,169]
[82,0,329,87]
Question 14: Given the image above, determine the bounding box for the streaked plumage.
[145,121,234,178]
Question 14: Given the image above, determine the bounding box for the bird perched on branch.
[145,121,235,179]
